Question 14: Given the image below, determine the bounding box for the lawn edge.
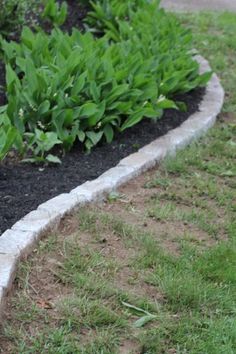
[0,55,224,319]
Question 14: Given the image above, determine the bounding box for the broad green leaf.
[90,81,101,102]
[0,126,18,160]
[106,84,129,105]
[86,131,103,146]
[104,124,114,143]
[120,109,145,131]
[78,130,85,142]
[156,97,178,110]
[122,301,151,315]
[6,64,21,93]
[122,301,157,328]
[25,58,38,93]
[80,103,98,117]
[46,154,62,164]
[134,314,157,328]
[38,100,50,115]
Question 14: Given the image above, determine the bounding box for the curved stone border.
[0,55,224,318]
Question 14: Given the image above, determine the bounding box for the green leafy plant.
[0,106,22,159]
[122,301,157,328]
[86,0,154,39]
[23,129,62,164]
[86,0,134,39]
[42,0,68,26]
[0,1,211,163]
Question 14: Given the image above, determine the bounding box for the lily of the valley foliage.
[0,0,211,163]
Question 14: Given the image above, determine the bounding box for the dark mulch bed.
[60,0,89,33]
[0,87,204,234]
[0,1,205,233]
[0,0,89,103]
[2,0,89,41]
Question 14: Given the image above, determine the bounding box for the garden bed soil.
[0,1,206,234]
[0,1,89,105]
[60,0,89,33]
[0,87,204,235]
[3,0,89,42]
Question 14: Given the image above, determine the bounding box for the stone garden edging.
[0,55,224,318]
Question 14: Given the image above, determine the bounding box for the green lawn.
[0,11,236,354]
[178,11,236,113]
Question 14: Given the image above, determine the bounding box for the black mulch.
[0,1,206,233]
[60,0,89,33]
[0,88,204,234]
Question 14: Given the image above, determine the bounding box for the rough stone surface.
[0,286,5,318]
[201,85,224,115]
[161,0,236,12]
[180,113,214,139]
[12,209,59,235]
[0,287,4,299]
[97,165,137,189]
[195,55,211,74]
[139,135,172,158]
[165,127,196,151]
[0,254,17,289]
[0,229,37,257]
[38,193,80,217]
[69,185,93,200]
[119,152,158,173]
[79,180,114,198]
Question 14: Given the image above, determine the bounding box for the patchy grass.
[177,11,236,113]
[0,10,236,354]
[1,117,235,353]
